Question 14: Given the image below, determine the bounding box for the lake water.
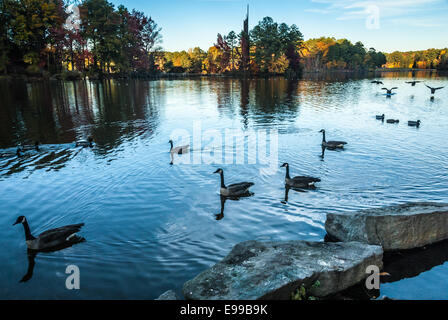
[0,72,447,299]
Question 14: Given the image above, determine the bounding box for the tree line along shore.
[1,0,447,80]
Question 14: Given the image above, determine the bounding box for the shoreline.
[0,68,444,82]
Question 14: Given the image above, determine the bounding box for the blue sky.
[108,0,448,52]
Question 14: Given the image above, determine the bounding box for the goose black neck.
[322,131,326,143]
[219,171,226,188]
[285,166,291,179]
[22,221,35,241]
[169,141,173,151]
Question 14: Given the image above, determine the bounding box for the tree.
[251,17,303,74]
[80,0,119,73]
[214,33,231,73]
[6,0,66,72]
[226,31,237,71]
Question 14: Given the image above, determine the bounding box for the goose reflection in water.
[13,216,85,283]
[282,185,308,204]
[214,196,227,221]
[19,241,85,283]
[214,192,254,221]
[320,144,346,160]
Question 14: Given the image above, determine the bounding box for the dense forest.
[0,0,447,79]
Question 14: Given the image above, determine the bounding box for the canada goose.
[169,140,189,155]
[406,81,421,86]
[319,129,347,149]
[425,84,445,95]
[281,163,321,189]
[16,147,23,157]
[213,168,254,197]
[371,80,383,85]
[408,120,421,127]
[376,114,385,120]
[382,87,398,95]
[13,216,85,251]
[386,119,399,124]
[76,137,93,148]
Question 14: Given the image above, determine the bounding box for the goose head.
[319,129,325,133]
[13,216,26,226]
[168,140,174,148]
[213,168,223,174]
[416,120,421,125]
[280,163,289,168]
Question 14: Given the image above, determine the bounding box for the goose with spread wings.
[405,81,422,87]
[425,84,445,95]
[382,87,398,95]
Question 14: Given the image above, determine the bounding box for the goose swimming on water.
[169,140,189,155]
[213,168,254,197]
[376,114,385,120]
[281,163,321,189]
[13,216,85,251]
[386,119,399,124]
[408,120,421,127]
[319,129,347,149]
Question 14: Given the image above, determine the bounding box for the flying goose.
[76,137,93,148]
[408,120,421,127]
[405,81,421,86]
[319,129,347,149]
[169,140,189,155]
[13,216,85,251]
[213,168,254,197]
[382,87,398,95]
[425,85,445,95]
[376,114,385,120]
[386,119,399,124]
[371,80,383,85]
[281,163,321,189]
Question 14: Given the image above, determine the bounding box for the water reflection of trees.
[213,78,302,128]
[0,79,161,175]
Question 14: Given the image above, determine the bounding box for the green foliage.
[291,281,320,301]
[385,48,448,69]
[250,17,303,74]
[302,37,386,71]
[1,0,161,76]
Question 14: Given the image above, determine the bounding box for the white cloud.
[311,0,448,26]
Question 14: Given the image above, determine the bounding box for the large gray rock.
[183,240,382,300]
[325,202,448,251]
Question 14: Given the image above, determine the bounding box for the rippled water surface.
[1,72,447,299]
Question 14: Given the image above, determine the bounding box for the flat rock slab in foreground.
[325,202,448,251]
[183,241,382,300]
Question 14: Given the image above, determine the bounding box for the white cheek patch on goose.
[66,233,77,241]
[21,217,26,223]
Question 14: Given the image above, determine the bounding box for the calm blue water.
[0,72,447,299]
